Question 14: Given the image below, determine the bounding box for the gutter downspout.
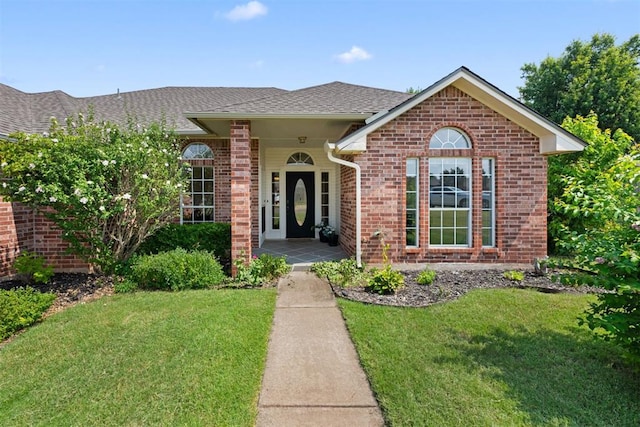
[324,141,362,268]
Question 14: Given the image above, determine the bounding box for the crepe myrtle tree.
[555,144,640,366]
[0,113,190,273]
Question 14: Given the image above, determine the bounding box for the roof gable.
[334,67,586,155]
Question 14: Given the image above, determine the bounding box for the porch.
[253,239,346,265]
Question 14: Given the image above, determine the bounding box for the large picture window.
[429,128,472,247]
[181,143,214,224]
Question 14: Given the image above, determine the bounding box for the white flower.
[99,205,106,212]
[74,188,81,196]
[28,163,35,169]
[165,180,171,185]
[79,197,88,204]
[37,153,43,158]
[49,196,57,202]
[42,132,49,137]
[2,182,7,188]
[51,138,58,143]
[86,180,94,185]
[141,174,149,179]
[162,149,168,154]
[35,186,43,193]
[18,186,26,192]
[110,160,116,165]
[0,162,7,168]
[176,183,182,188]
[122,193,132,200]
[164,163,169,167]
[106,128,111,133]
[102,160,109,166]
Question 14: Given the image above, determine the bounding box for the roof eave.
[184,112,372,120]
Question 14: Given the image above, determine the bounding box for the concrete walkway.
[256,270,384,427]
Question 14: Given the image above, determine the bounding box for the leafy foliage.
[520,33,640,142]
[233,253,291,287]
[127,249,225,291]
[13,251,54,284]
[366,265,405,295]
[554,143,640,366]
[0,287,56,340]
[137,223,231,267]
[310,258,368,288]
[0,113,189,273]
[416,268,436,285]
[548,114,635,253]
[503,270,524,282]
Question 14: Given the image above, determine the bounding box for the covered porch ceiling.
[185,114,371,143]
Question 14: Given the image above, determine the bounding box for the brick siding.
[345,86,547,264]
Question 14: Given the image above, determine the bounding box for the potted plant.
[324,226,339,246]
[312,221,330,242]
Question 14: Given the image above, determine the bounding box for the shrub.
[234,253,290,287]
[137,223,231,264]
[13,251,54,284]
[0,287,56,340]
[503,270,525,282]
[128,249,225,291]
[0,114,189,273]
[366,265,405,295]
[311,258,368,287]
[113,278,139,294]
[416,268,436,286]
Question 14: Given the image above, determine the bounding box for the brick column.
[230,120,252,275]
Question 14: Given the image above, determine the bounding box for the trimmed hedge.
[137,223,231,267]
[0,287,56,340]
[128,249,226,291]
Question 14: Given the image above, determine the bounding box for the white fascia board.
[176,128,207,135]
[183,112,371,120]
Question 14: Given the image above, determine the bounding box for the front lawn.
[0,289,276,426]
[339,288,640,426]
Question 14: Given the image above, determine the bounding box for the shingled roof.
[201,81,413,115]
[0,80,413,136]
[0,84,288,135]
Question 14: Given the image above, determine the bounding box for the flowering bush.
[0,113,189,273]
[555,144,640,366]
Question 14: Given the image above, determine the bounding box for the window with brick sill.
[181,143,215,223]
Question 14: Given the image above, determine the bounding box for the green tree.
[520,33,640,142]
[548,113,635,253]
[554,143,640,366]
[0,113,189,273]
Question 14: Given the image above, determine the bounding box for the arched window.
[287,152,314,165]
[182,143,214,159]
[429,127,471,149]
[180,143,214,223]
[428,128,472,246]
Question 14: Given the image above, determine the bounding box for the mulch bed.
[0,273,115,317]
[333,269,605,308]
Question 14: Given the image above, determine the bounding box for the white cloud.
[250,60,265,68]
[335,46,372,64]
[225,1,268,22]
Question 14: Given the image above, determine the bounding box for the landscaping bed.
[0,273,115,318]
[333,269,605,307]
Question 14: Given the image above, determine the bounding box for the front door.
[286,172,315,238]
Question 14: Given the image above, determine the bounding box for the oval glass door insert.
[294,178,307,226]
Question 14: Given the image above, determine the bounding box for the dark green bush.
[137,223,231,268]
[0,287,56,340]
[128,249,226,291]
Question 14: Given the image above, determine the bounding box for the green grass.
[339,288,640,426]
[0,289,276,426]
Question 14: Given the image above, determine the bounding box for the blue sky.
[0,0,638,98]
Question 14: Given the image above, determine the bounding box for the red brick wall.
[349,86,547,264]
[1,198,87,278]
